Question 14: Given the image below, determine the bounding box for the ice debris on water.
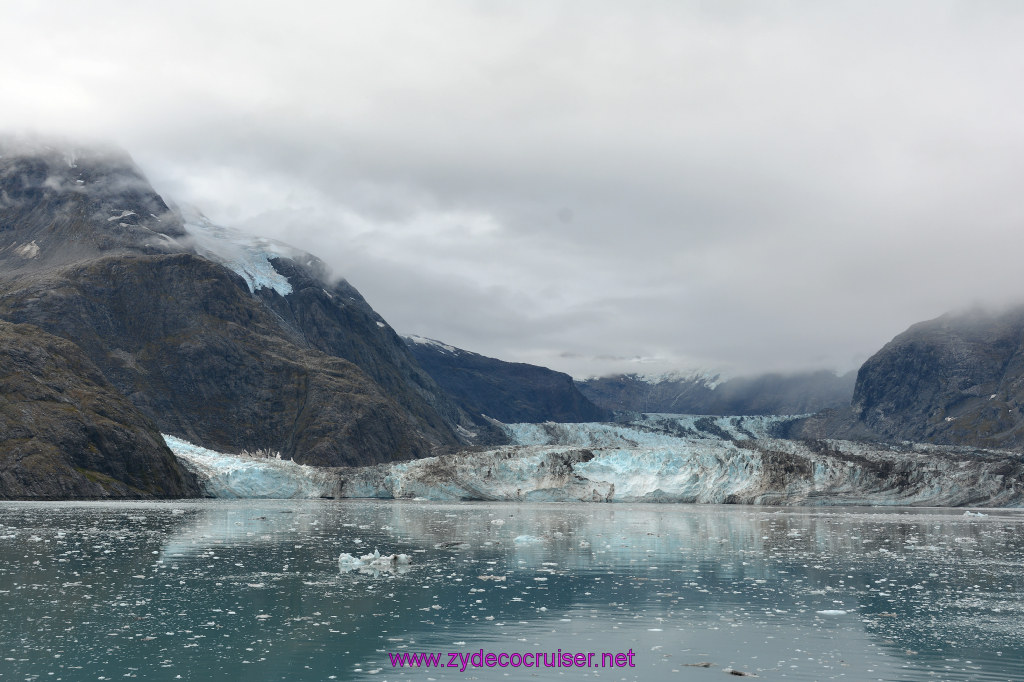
[338,549,412,573]
[513,535,544,544]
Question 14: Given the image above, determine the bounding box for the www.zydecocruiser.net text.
[389,649,636,671]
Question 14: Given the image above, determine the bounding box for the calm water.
[1,500,1023,681]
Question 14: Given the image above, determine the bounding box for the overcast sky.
[3,1,1024,378]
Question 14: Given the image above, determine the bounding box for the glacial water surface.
[1,500,1023,681]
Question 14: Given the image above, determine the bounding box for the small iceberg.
[338,549,412,574]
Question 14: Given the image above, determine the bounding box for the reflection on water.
[1,500,1023,681]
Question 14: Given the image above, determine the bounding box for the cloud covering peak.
[4,1,1024,376]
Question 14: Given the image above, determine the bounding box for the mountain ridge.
[403,335,611,423]
[576,369,856,416]
[0,138,493,496]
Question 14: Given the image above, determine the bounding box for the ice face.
[165,415,1024,507]
[337,415,1024,506]
[163,435,338,499]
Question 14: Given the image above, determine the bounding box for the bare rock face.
[0,139,186,274]
[851,306,1024,449]
[0,254,452,466]
[0,320,201,499]
[403,336,610,424]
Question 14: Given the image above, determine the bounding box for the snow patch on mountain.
[405,335,462,355]
[180,209,296,296]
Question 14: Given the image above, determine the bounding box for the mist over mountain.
[577,369,856,417]
[847,305,1024,449]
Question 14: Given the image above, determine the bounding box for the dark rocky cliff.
[850,306,1024,449]
[404,336,610,423]
[0,254,458,466]
[0,320,200,499]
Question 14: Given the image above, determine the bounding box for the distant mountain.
[577,369,856,416]
[403,336,611,423]
[0,138,494,497]
[848,306,1024,449]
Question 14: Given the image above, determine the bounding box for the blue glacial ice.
[165,416,1024,506]
[164,435,338,499]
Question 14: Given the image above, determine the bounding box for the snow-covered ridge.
[166,418,1024,507]
[181,209,299,296]
[581,369,727,389]
[405,335,462,355]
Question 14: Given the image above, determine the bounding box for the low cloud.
[4,2,1024,376]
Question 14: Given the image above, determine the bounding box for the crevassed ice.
[182,211,294,296]
[163,434,336,499]
[163,416,1024,507]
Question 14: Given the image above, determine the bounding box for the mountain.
[849,306,1024,449]
[403,335,611,423]
[577,369,856,416]
[0,320,200,499]
[0,138,493,496]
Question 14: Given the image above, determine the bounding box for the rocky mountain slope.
[0,138,491,495]
[577,369,856,416]
[0,320,200,499]
[404,336,610,423]
[850,306,1024,449]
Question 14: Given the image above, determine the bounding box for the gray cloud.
[4,1,1024,376]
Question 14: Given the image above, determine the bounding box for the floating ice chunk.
[815,609,848,616]
[513,535,544,545]
[338,549,412,574]
[490,519,505,526]
[963,510,988,517]
[337,553,362,570]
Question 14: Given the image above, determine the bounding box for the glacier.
[164,416,1024,506]
[164,435,339,499]
[180,210,299,296]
